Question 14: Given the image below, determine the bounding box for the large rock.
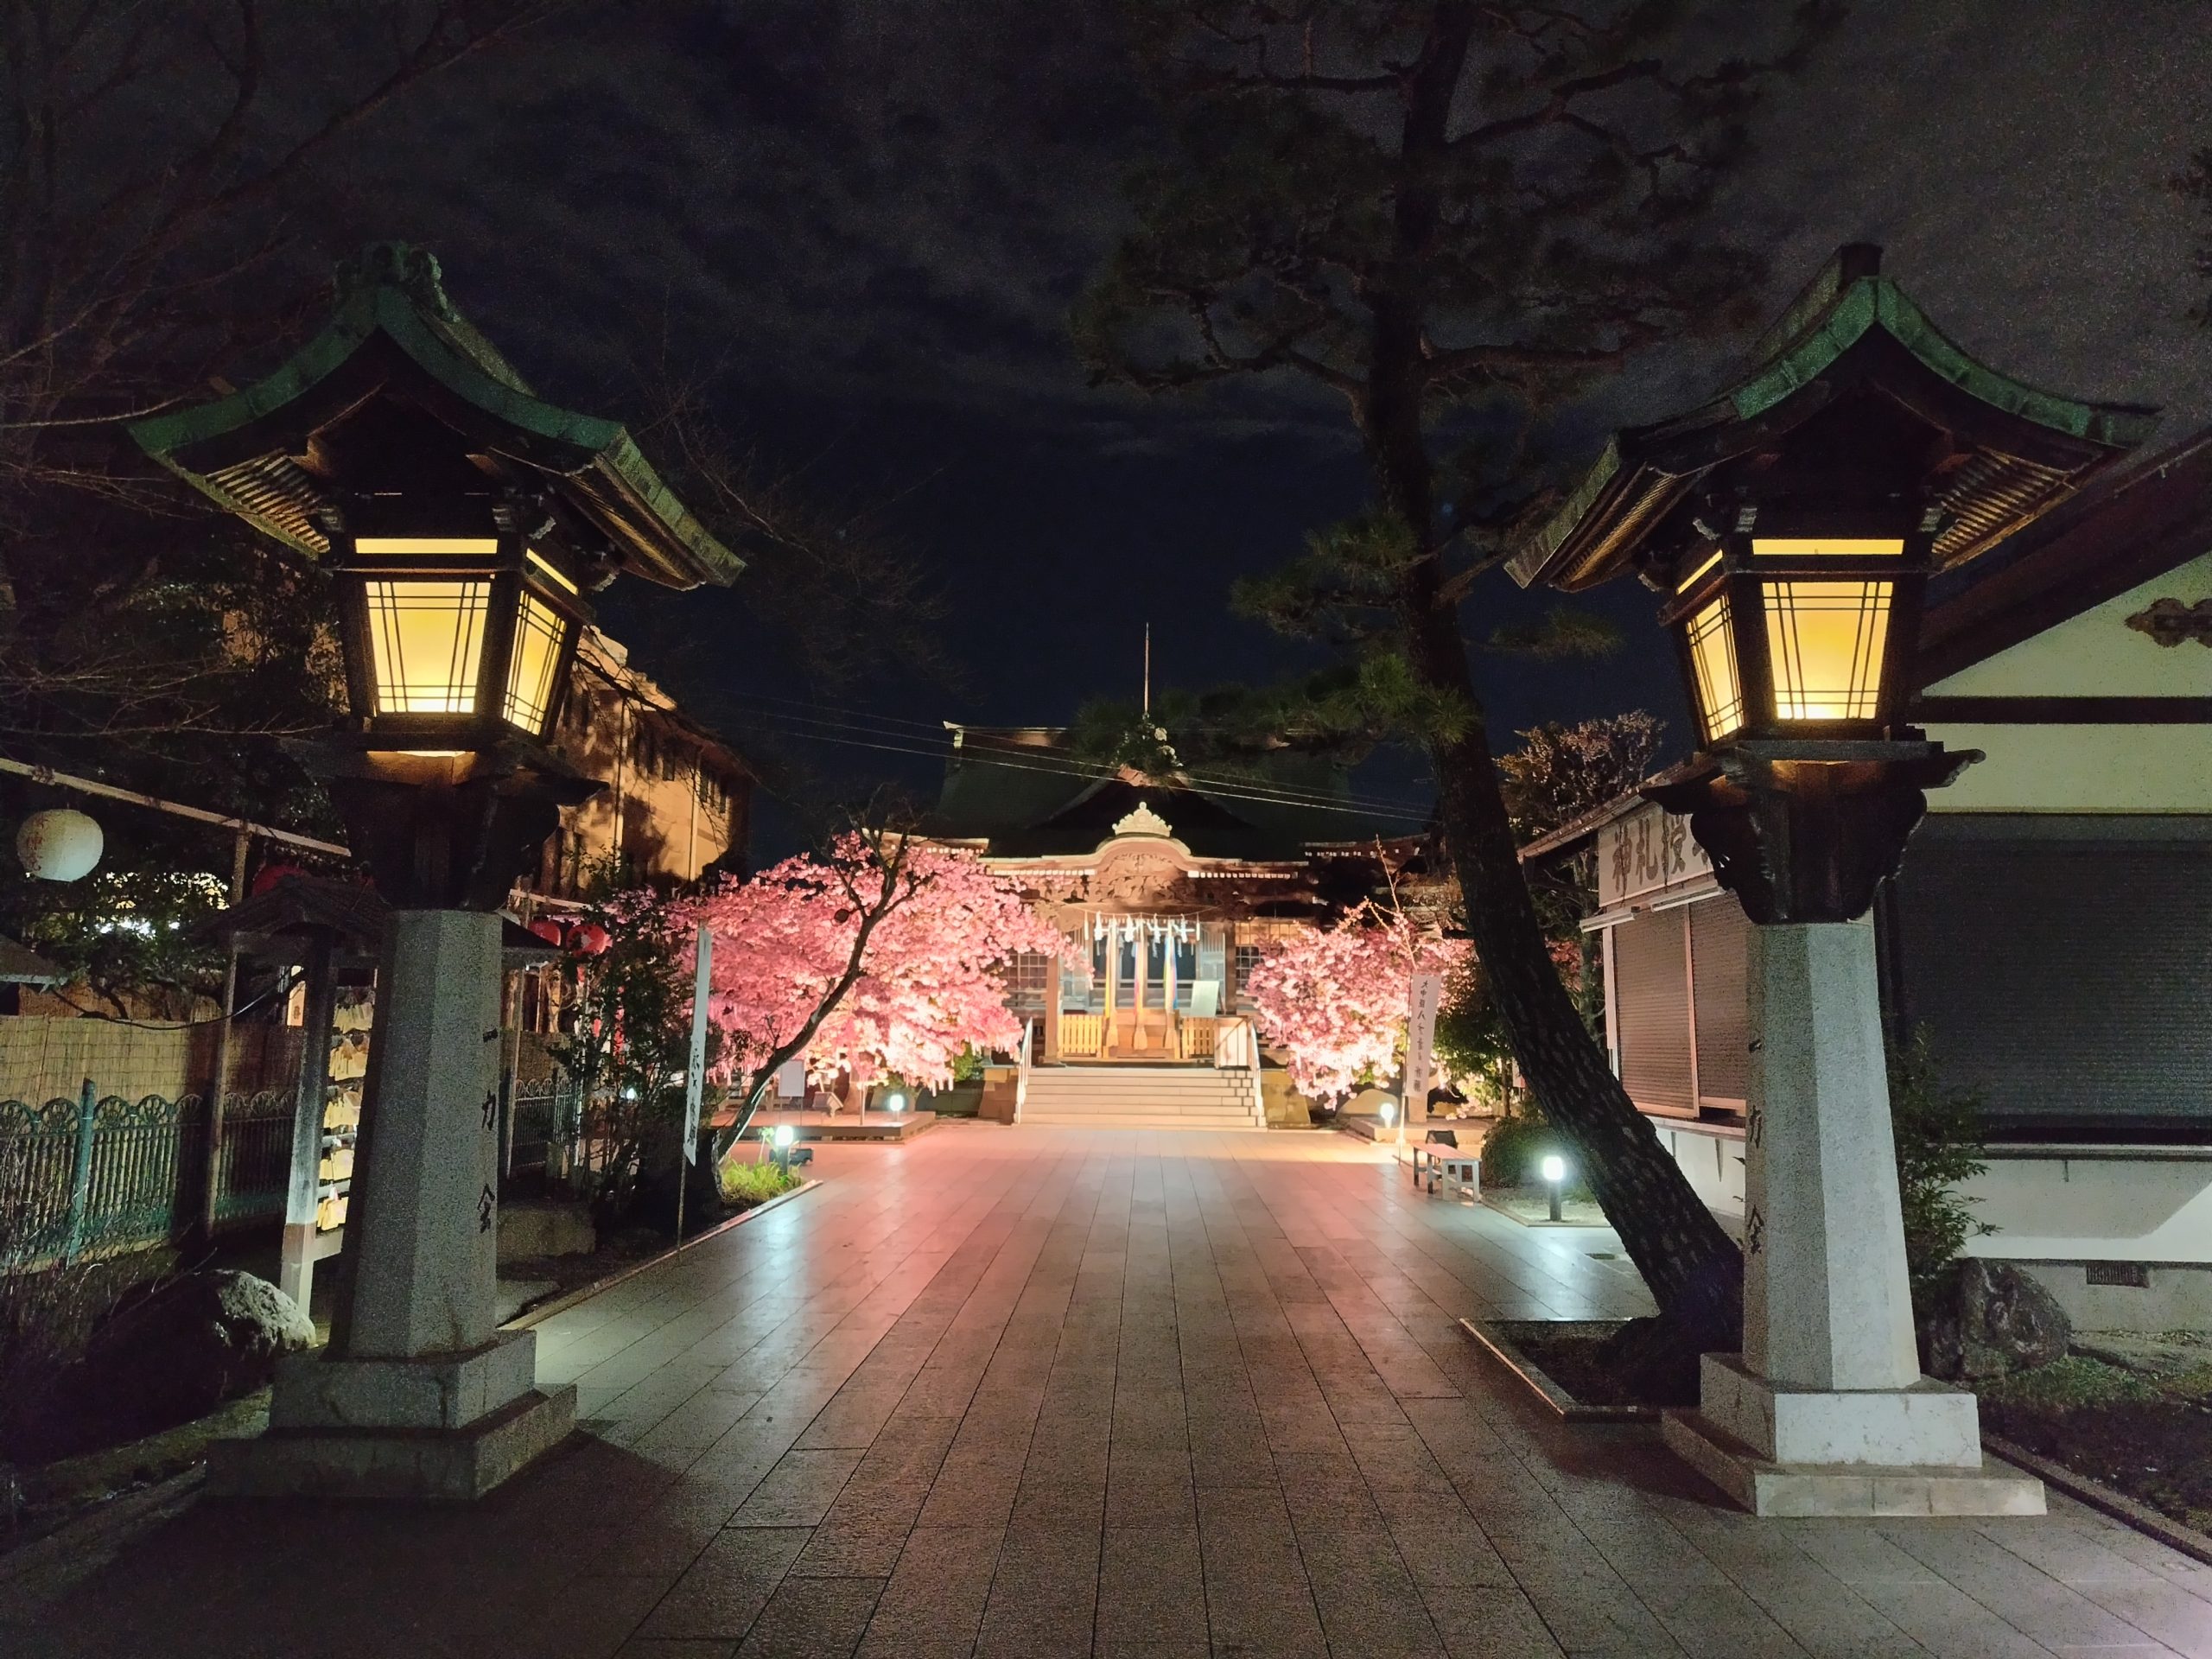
[1919,1260,2071,1381]
[71,1270,316,1445]
[496,1198,595,1263]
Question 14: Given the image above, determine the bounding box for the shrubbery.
[1888,1027,1993,1305]
[718,1160,803,1207]
[1478,1115,1566,1189]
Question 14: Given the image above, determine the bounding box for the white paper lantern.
[16,808,103,881]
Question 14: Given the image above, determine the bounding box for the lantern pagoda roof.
[1507,245,2158,593]
[200,874,560,969]
[128,243,740,590]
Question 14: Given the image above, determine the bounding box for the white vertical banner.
[683,922,711,1164]
[1404,972,1445,1111]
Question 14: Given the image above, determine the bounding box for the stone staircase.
[1020,1064,1266,1129]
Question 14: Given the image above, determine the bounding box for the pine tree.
[1078,0,1840,1355]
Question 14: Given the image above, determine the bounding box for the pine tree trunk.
[1351,0,1743,1349]
[1410,602,1741,1338]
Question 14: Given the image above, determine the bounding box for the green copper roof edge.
[1508,435,1624,586]
[1730,278,2158,446]
[1510,271,2161,588]
[143,448,327,559]
[130,266,741,586]
[128,292,381,461]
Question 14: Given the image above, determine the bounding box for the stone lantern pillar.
[130,242,742,1498]
[1502,244,2157,1516]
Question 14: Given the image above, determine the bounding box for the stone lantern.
[131,243,741,1498]
[1509,245,2154,1515]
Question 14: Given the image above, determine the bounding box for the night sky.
[270,1,2211,848]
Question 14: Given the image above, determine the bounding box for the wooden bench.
[1409,1134,1478,1196]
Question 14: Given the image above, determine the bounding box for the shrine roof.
[993,779,1296,861]
[129,243,739,591]
[1508,245,2158,593]
[1914,423,2212,683]
[925,728,1380,857]
[0,934,67,987]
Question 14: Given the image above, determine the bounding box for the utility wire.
[49,966,301,1032]
[717,696,1432,818]
[747,714,1430,822]
[731,707,1421,817]
[730,716,1432,825]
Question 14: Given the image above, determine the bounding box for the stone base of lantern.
[1662,1354,2043,1517]
[208,1332,575,1502]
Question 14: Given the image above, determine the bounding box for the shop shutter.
[1892,833,2212,1133]
[1690,897,1751,1108]
[1613,909,1694,1114]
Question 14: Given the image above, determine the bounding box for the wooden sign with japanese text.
[1597,802,1713,910]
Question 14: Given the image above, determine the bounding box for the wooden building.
[922,727,1424,1066]
[529,625,753,897]
[1524,424,2212,1332]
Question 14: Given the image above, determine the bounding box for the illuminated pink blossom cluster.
[691,836,1061,1090]
[1242,910,1469,1103]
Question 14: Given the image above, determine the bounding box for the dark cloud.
[241,1,2212,830]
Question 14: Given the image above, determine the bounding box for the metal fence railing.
[0,1084,293,1267]
[505,1080,563,1177]
[210,1091,295,1227]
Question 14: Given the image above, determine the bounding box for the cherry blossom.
[690,836,1060,1093]
[1243,908,1469,1103]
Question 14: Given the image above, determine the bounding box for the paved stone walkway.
[16,1123,2212,1656]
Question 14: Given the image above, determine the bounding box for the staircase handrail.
[1213,1015,1268,1126]
[1213,1015,1253,1071]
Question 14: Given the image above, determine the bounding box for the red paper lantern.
[250,861,308,897]
[525,917,564,946]
[569,922,611,957]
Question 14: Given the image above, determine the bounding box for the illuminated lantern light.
[1664,534,1915,747]
[340,536,588,750]
[569,922,611,957]
[16,808,103,881]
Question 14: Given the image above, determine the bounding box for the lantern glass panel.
[525,547,580,593]
[364,578,490,714]
[1763,580,1892,721]
[1675,547,1724,592]
[502,590,569,734]
[1684,594,1745,744]
[1751,537,1904,558]
[353,537,501,557]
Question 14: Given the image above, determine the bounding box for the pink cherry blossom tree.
[1243,906,1469,1105]
[692,830,1058,1147]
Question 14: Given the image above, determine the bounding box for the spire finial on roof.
[334,240,454,320]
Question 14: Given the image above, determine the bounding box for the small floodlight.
[1541,1154,1567,1222]
[772,1123,797,1149]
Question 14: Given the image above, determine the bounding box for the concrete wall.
[1915,723,2212,814]
[1960,1151,2212,1266]
[1993,1260,2212,1334]
[1638,1110,2212,1334]
[1649,1119,1747,1219]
